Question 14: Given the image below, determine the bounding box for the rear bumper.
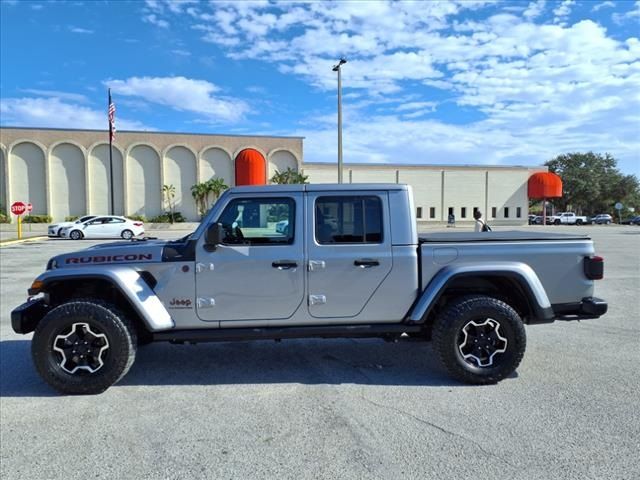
[11,298,48,334]
[552,297,608,321]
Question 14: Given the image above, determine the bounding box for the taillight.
[584,255,604,280]
[133,222,143,227]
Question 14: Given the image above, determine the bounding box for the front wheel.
[432,295,526,385]
[31,300,137,394]
[554,219,561,225]
[121,229,134,240]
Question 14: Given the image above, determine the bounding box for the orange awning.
[528,172,562,198]
[235,148,266,186]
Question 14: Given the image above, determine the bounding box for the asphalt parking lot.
[1,226,638,480]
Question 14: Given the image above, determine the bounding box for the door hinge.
[308,260,326,271]
[196,262,215,273]
[309,294,327,305]
[197,297,216,308]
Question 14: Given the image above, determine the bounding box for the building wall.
[0,126,545,225]
[303,163,546,226]
[0,127,303,221]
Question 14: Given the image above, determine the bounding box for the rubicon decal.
[65,253,153,264]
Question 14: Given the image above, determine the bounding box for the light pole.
[332,58,347,183]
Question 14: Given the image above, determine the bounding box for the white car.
[60,216,144,240]
[48,215,97,237]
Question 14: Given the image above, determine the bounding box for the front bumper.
[11,298,48,334]
[553,297,608,321]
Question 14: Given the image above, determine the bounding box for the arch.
[232,145,267,161]
[164,145,198,221]
[268,149,299,182]
[89,143,124,215]
[235,148,266,186]
[201,146,233,187]
[9,141,47,215]
[50,143,87,220]
[0,144,6,211]
[528,172,562,199]
[49,139,87,155]
[127,144,162,218]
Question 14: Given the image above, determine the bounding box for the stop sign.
[11,201,27,215]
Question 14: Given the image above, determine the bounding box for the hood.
[48,239,168,270]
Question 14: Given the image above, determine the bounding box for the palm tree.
[162,184,176,223]
[190,182,208,217]
[207,177,229,204]
[270,168,309,184]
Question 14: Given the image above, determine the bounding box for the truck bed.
[419,230,590,243]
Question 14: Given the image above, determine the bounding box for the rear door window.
[315,196,383,244]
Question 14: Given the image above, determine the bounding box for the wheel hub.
[53,323,109,374]
[457,318,508,367]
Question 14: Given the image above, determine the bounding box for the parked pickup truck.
[12,184,608,394]
[551,212,589,225]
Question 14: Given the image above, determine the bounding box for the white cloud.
[171,49,191,56]
[142,14,169,28]
[19,89,89,103]
[613,1,640,24]
[592,1,615,12]
[69,26,93,34]
[104,76,249,123]
[523,0,546,20]
[0,97,151,131]
[553,0,574,24]
[138,1,640,173]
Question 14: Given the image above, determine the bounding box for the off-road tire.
[121,229,134,240]
[32,300,137,395]
[69,230,83,240]
[432,295,526,385]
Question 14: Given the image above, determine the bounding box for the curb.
[0,236,49,247]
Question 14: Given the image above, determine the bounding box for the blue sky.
[1,0,639,175]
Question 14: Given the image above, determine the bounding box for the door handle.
[272,260,298,270]
[354,259,380,268]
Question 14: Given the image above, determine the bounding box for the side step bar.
[153,323,422,344]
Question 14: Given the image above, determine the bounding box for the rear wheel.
[432,295,526,385]
[31,300,137,395]
[554,219,561,225]
[121,229,133,240]
[69,230,83,240]
[576,219,583,225]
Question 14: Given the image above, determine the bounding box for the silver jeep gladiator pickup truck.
[12,184,607,394]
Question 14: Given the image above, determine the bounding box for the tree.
[545,152,640,216]
[270,167,309,185]
[162,184,176,223]
[191,177,229,218]
[206,177,229,203]
[190,182,208,217]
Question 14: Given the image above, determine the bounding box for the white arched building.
[0,126,540,224]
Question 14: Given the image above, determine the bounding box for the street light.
[332,58,347,183]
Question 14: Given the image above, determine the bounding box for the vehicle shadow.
[0,337,477,397]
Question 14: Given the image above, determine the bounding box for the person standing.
[474,210,490,232]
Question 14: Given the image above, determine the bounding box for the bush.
[23,215,53,223]
[64,215,80,222]
[126,215,147,222]
[0,212,9,224]
[149,211,186,223]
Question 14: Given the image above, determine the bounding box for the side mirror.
[205,223,224,249]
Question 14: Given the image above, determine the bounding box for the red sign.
[27,203,33,213]
[11,201,27,216]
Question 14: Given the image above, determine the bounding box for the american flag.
[108,89,116,142]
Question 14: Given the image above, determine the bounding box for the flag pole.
[108,88,115,215]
